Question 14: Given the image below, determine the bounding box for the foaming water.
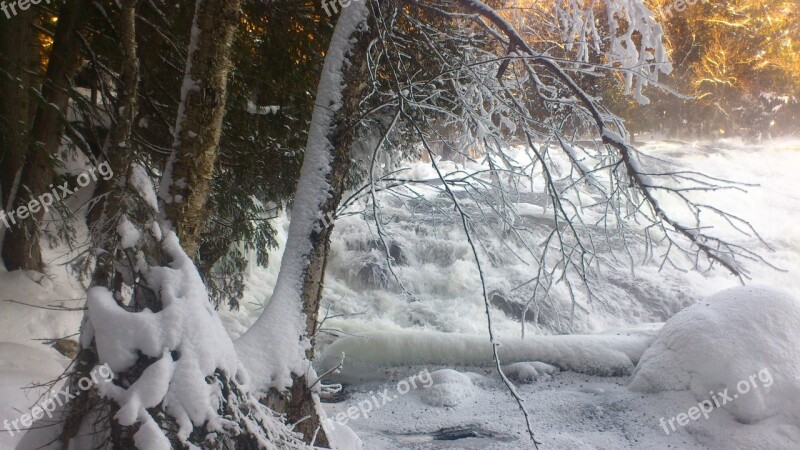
[221,139,800,348]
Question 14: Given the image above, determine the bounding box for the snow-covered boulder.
[503,361,559,383]
[629,286,800,423]
[419,369,478,407]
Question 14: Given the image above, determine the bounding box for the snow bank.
[317,329,656,384]
[630,286,800,423]
[327,419,364,450]
[329,368,800,449]
[0,271,84,346]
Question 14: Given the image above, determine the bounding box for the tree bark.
[270,55,370,445]
[0,11,39,249]
[298,47,371,344]
[1,0,87,271]
[161,0,242,259]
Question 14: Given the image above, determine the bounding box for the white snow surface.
[0,225,86,448]
[0,343,68,449]
[630,285,800,424]
[129,163,159,212]
[327,420,364,450]
[326,367,800,449]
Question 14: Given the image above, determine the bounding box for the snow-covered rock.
[419,369,477,407]
[629,286,800,423]
[503,361,559,383]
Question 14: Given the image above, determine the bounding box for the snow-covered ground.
[2,139,800,449]
[316,286,800,449]
[329,369,798,449]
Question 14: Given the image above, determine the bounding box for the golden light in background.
[38,15,58,71]
[504,0,798,99]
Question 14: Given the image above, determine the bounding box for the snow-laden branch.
[556,0,672,104]
[454,0,754,279]
[81,222,306,449]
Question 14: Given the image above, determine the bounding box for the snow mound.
[0,271,84,346]
[503,361,559,383]
[419,369,477,407]
[629,286,800,423]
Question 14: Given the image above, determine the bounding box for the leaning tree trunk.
[160,0,242,259]
[1,0,87,271]
[265,38,371,447]
[234,3,372,446]
[0,11,39,249]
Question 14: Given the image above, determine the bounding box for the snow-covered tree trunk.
[1,0,88,271]
[159,0,242,259]
[235,2,372,445]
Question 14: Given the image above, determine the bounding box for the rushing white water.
[221,139,800,351]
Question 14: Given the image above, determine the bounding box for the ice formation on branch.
[557,0,672,104]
